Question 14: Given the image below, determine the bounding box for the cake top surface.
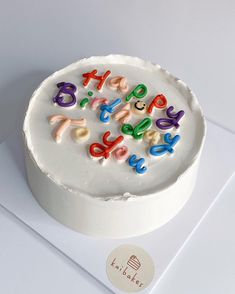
[23,55,206,200]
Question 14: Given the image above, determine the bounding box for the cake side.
[24,143,200,237]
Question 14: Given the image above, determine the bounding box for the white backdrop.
[0,0,235,293]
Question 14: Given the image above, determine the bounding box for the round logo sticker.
[106,244,155,293]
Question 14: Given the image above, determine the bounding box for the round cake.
[23,55,206,238]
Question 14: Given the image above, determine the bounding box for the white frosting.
[23,55,206,201]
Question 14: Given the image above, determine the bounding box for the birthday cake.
[23,55,206,238]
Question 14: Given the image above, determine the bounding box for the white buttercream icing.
[23,55,206,200]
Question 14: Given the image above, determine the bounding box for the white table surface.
[0,1,235,293]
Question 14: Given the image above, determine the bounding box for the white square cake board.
[0,120,234,294]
